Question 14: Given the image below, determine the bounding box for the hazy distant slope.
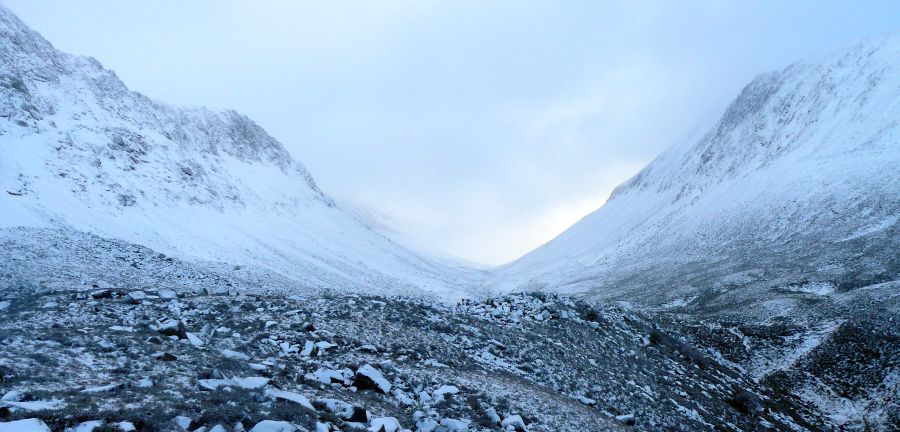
[493,34,900,309]
[0,4,481,298]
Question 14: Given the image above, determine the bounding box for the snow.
[0,419,50,432]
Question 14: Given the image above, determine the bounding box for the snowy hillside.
[0,5,482,298]
[493,33,900,310]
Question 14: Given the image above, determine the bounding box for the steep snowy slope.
[493,34,900,310]
[0,5,480,298]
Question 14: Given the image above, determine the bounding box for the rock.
[357,344,378,353]
[200,377,269,390]
[125,291,146,303]
[155,319,187,339]
[70,421,106,432]
[353,364,392,393]
[300,340,315,357]
[186,332,204,347]
[368,417,401,432]
[0,419,51,432]
[315,341,336,352]
[249,420,297,432]
[501,415,526,431]
[575,395,596,405]
[440,419,469,431]
[308,368,353,386]
[432,385,459,401]
[348,406,368,423]
[615,414,635,425]
[415,418,438,432]
[484,408,501,424]
[116,421,137,432]
[1,391,21,402]
[222,349,250,360]
[173,416,193,430]
[153,352,178,361]
[210,286,230,296]
[80,383,121,393]
[90,290,114,299]
[266,388,315,411]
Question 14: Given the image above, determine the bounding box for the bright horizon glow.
[5,0,900,265]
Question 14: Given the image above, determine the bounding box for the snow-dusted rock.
[80,383,121,393]
[1,391,21,402]
[368,417,401,432]
[354,364,392,393]
[431,385,459,401]
[185,332,204,347]
[266,388,315,411]
[157,290,177,299]
[173,416,192,430]
[68,420,104,432]
[501,415,526,430]
[0,419,50,432]
[484,408,501,424]
[300,340,315,357]
[124,291,146,303]
[308,368,353,386]
[249,420,297,432]
[222,349,250,361]
[440,418,469,431]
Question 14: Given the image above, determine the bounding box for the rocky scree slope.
[0,282,828,432]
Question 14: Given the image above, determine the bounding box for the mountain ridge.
[491,32,900,309]
[0,3,482,299]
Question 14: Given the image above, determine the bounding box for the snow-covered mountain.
[0,5,481,298]
[493,34,900,311]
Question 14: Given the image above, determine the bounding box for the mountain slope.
[492,34,900,311]
[0,5,480,298]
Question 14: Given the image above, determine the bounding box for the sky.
[6,1,900,265]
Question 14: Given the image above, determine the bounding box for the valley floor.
[1,287,824,432]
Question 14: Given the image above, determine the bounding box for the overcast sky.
[6,1,900,265]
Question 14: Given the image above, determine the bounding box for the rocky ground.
[0,281,831,432]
